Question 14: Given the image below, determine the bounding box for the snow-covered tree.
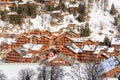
[17,68,35,80]
[37,64,64,80]
[0,70,7,80]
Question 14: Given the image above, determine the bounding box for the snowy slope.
[0,0,120,40]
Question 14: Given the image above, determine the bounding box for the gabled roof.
[97,56,120,76]
[23,43,43,51]
[70,37,88,43]
[83,45,96,51]
[46,54,76,65]
[111,38,120,45]
[66,43,83,53]
[93,46,108,54]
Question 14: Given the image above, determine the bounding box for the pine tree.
[110,4,117,15]
[80,23,91,37]
[114,17,118,26]
[103,37,110,46]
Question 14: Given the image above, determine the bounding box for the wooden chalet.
[111,38,120,49]
[6,49,21,63]
[44,0,55,5]
[78,45,97,62]
[37,35,52,45]
[97,56,120,77]
[6,47,35,63]
[1,0,9,3]
[55,35,72,46]
[17,34,30,45]
[46,54,76,66]
[0,42,9,50]
[68,3,79,12]
[58,45,78,60]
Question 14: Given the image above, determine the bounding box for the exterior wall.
[55,36,71,46]
[83,40,99,45]
[59,46,77,60]
[78,51,95,62]
[102,66,120,77]
[37,36,51,45]
[1,0,9,3]
[6,50,21,63]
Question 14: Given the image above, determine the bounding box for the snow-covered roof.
[14,47,28,54]
[70,38,88,42]
[102,53,110,58]
[52,10,61,14]
[93,46,108,54]
[83,45,96,51]
[107,47,115,53]
[47,54,57,62]
[7,12,18,15]
[22,54,33,58]
[68,3,79,8]
[0,37,17,45]
[97,56,119,76]
[111,38,120,45]
[66,43,83,53]
[23,43,43,51]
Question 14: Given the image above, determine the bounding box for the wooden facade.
[55,35,72,46]
[45,0,54,5]
[6,50,21,63]
[102,66,120,77]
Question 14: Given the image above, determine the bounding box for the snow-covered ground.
[0,63,118,80]
[0,63,39,80]
[0,0,120,41]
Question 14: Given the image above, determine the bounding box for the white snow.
[83,45,96,51]
[0,63,39,80]
[23,43,43,51]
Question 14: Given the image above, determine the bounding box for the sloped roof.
[111,38,120,45]
[66,43,83,53]
[23,43,43,51]
[46,54,76,65]
[97,56,120,76]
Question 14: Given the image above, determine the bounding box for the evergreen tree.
[10,3,18,12]
[80,23,91,37]
[103,36,110,46]
[114,17,118,26]
[77,4,86,22]
[26,3,37,18]
[35,0,44,3]
[110,4,117,15]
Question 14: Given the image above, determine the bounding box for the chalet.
[17,34,30,45]
[68,3,79,12]
[37,35,52,45]
[93,46,108,61]
[46,53,76,66]
[0,42,9,50]
[23,43,44,54]
[70,37,88,47]
[96,56,120,77]
[58,45,78,60]
[111,38,120,49]
[45,0,55,5]
[51,10,62,18]
[55,35,72,46]
[28,29,42,35]
[1,0,9,3]
[6,47,35,63]
[79,45,96,62]
[42,30,53,37]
